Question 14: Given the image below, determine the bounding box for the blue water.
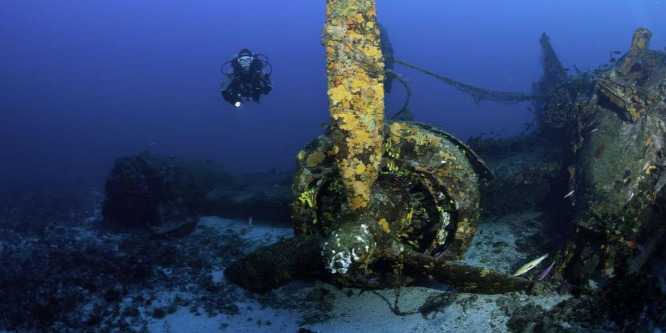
[1,0,665,189]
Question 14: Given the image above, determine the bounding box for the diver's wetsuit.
[221,57,272,106]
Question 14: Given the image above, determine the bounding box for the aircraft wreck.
[224,1,666,302]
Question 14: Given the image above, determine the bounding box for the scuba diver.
[220,49,273,108]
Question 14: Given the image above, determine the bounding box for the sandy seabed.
[2,195,588,333]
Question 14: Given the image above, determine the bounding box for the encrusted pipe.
[629,27,651,52]
[322,0,385,210]
[619,28,652,74]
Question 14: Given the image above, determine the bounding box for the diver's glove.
[222,90,242,107]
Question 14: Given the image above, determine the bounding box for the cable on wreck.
[386,55,546,105]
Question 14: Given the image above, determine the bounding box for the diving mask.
[238,55,253,70]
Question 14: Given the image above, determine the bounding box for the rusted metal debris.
[542,28,666,290]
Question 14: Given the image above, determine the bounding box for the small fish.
[588,127,599,133]
[613,50,621,55]
[563,281,572,294]
[537,261,556,280]
[641,160,651,173]
[564,190,574,199]
[627,240,645,253]
[512,254,548,276]
[636,244,646,253]
[625,190,635,203]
